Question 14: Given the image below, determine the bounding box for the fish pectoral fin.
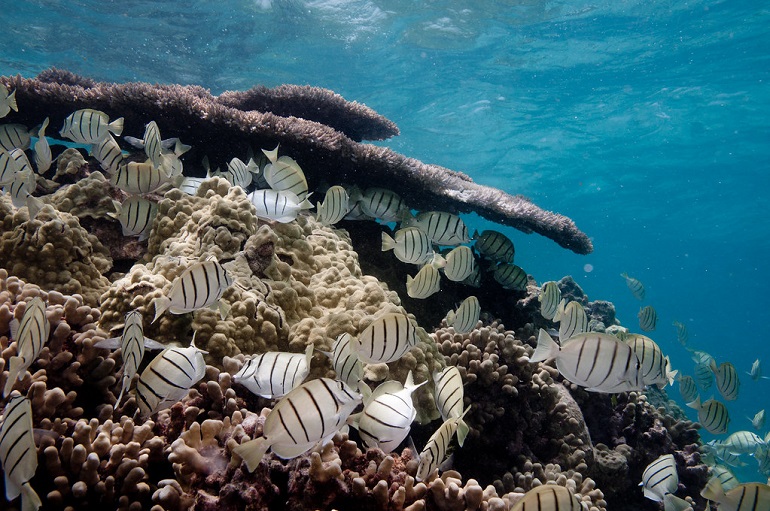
[93,337,122,350]
[232,437,271,473]
[217,300,231,320]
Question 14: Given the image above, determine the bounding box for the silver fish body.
[752,409,765,431]
[327,333,362,388]
[700,478,770,511]
[492,263,528,290]
[0,85,17,118]
[711,465,739,491]
[353,313,417,364]
[443,245,476,282]
[720,431,765,455]
[446,296,480,335]
[91,133,125,173]
[687,396,730,435]
[510,485,583,511]
[539,281,561,321]
[694,361,714,390]
[233,345,313,399]
[152,259,233,323]
[474,229,515,263]
[316,185,350,226]
[263,156,308,199]
[625,334,677,388]
[59,109,123,144]
[678,375,699,403]
[143,121,163,168]
[405,211,471,246]
[247,189,313,223]
[416,411,469,482]
[711,360,740,401]
[0,394,42,511]
[433,366,464,421]
[4,297,49,397]
[556,300,588,341]
[406,264,441,299]
[135,342,206,418]
[358,187,407,222]
[638,305,658,332]
[113,195,157,241]
[381,227,434,265]
[178,176,206,196]
[673,321,689,346]
[621,272,645,300]
[640,454,678,502]
[32,118,51,174]
[0,124,30,152]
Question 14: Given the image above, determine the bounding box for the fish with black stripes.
[233,344,314,399]
[751,409,765,431]
[711,360,740,401]
[510,485,583,511]
[141,121,163,169]
[621,272,645,300]
[539,281,561,321]
[687,396,730,435]
[321,333,362,388]
[59,108,123,144]
[178,176,206,196]
[135,336,207,418]
[247,188,313,223]
[3,297,49,397]
[406,264,441,299]
[111,159,178,194]
[711,465,739,491]
[403,211,471,246]
[213,157,258,190]
[0,393,42,511]
[673,320,689,346]
[638,305,658,332]
[442,245,476,282]
[109,195,158,241]
[152,258,233,323]
[555,300,588,341]
[530,329,644,393]
[678,375,699,403]
[446,296,480,335]
[694,361,714,390]
[8,148,32,176]
[415,406,470,482]
[233,377,362,471]
[91,133,125,173]
[0,149,16,185]
[352,312,417,364]
[94,310,165,404]
[473,229,515,264]
[0,124,30,152]
[625,334,677,388]
[492,263,528,291]
[356,187,408,222]
[0,84,17,118]
[32,118,51,174]
[433,366,464,422]
[718,431,765,456]
[263,155,308,199]
[700,477,770,511]
[382,227,435,266]
[640,454,678,502]
[2,169,36,209]
[316,185,350,226]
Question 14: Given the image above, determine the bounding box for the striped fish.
[751,409,765,431]
[351,371,427,453]
[446,296,480,335]
[640,454,678,502]
[711,360,740,401]
[178,176,206,196]
[462,265,482,288]
[263,156,308,199]
[2,169,36,208]
[353,313,417,364]
[621,272,645,300]
[152,259,233,323]
[32,117,51,174]
[556,300,588,341]
[720,431,765,455]
[94,310,165,404]
[91,133,125,173]
[530,329,644,393]
[381,227,434,265]
[233,345,313,399]
[673,321,689,346]
[0,84,17,118]
[0,149,16,185]
[326,333,362,388]
[404,211,471,246]
[473,230,515,264]
[638,305,658,332]
[357,187,408,222]
[0,394,42,511]
[8,148,32,176]
[539,281,561,321]
[0,124,30,151]
[111,196,158,241]
[433,366,464,422]
[703,441,746,469]
[492,263,528,291]
[625,334,677,388]
[111,160,176,194]
[442,246,476,282]
[678,375,699,403]
[511,485,583,511]
[59,109,123,144]
[687,397,730,434]
[247,189,313,223]
[261,144,279,164]
[214,157,258,189]
[316,185,350,226]
[135,339,207,418]
[695,362,714,390]
[3,297,49,397]
[711,465,739,492]
[415,407,470,482]
[406,264,441,299]
[689,348,714,366]
[233,378,362,471]
[143,121,163,168]
[756,446,770,477]
[748,359,764,381]
[700,478,770,511]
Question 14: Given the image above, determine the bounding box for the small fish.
[415,407,470,481]
[687,396,730,435]
[439,245,474,282]
[640,454,678,502]
[0,149,16,185]
[90,133,125,173]
[625,334,678,388]
[492,263,528,291]
[0,394,43,511]
[711,360,740,401]
[94,310,165,404]
[621,272,645,300]
[233,345,313,399]
[142,121,163,169]
[2,169,36,209]
[213,157,258,189]
[678,375,699,403]
[473,229,515,264]
[326,333,362,388]
[247,189,313,223]
[433,366,464,422]
[695,361,715,390]
[0,84,18,118]
[751,410,765,431]
[111,160,176,194]
[719,431,765,455]
[555,300,588,341]
[178,176,206,196]
[510,485,583,511]
[350,371,427,453]
[446,296,481,335]
[32,117,51,174]
[110,195,158,241]
[747,359,768,381]
[263,155,308,199]
[406,264,441,299]
[700,478,770,511]
[673,321,689,346]
[135,339,207,418]
[403,211,471,246]
[152,259,233,323]
[353,313,417,364]
[539,281,561,321]
[756,446,770,477]
[462,265,482,288]
[689,348,715,366]
[711,465,739,491]
[381,227,435,265]
[638,305,658,332]
[3,297,49,397]
[704,442,747,468]
[0,124,30,151]
[530,329,644,394]
[59,108,123,144]
[316,185,350,226]
[357,187,408,222]
[233,378,362,471]
[6,148,32,178]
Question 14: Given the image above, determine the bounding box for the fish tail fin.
[530,329,560,363]
[152,296,171,324]
[663,494,692,511]
[109,117,124,136]
[233,437,270,473]
[404,370,428,393]
[667,369,678,387]
[700,476,725,503]
[381,232,395,251]
[304,343,314,366]
[299,197,314,211]
[7,90,18,112]
[21,481,42,511]
[173,140,191,156]
[685,396,701,410]
[218,300,231,320]
[456,418,469,448]
[3,356,23,397]
[115,379,128,406]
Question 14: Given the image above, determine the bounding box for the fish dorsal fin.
[9,318,19,340]
[304,344,314,366]
[368,380,404,406]
[404,370,428,394]
[93,336,122,350]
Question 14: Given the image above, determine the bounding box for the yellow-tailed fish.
[316,185,350,226]
[621,272,645,300]
[625,334,678,388]
[0,85,18,118]
[640,454,678,502]
[711,360,740,401]
[91,133,125,173]
[32,117,51,174]
[233,378,362,471]
[446,296,480,335]
[109,195,158,241]
[638,305,658,332]
[678,375,699,403]
[247,189,313,223]
[2,169,36,209]
[349,371,427,453]
[695,361,714,390]
[358,187,408,222]
[403,211,471,246]
[433,366,464,422]
[700,478,770,511]
[0,393,42,511]
[381,227,434,265]
[510,485,583,511]
[673,320,689,346]
[263,155,308,199]
[751,409,765,431]
[556,300,588,341]
[711,465,739,491]
[0,124,30,151]
[59,108,123,144]
[492,263,528,291]
[530,329,644,393]
[152,259,233,322]
[326,332,362,388]
[442,245,476,282]
[473,229,515,264]
[406,264,441,299]
[415,407,470,482]
[353,312,417,364]
[233,345,313,399]
[539,281,561,321]
[3,297,49,397]
[111,159,175,194]
[687,397,730,434]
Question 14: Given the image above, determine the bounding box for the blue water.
[3,0,769,483]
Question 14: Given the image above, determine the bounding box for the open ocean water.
[2,0,769,484]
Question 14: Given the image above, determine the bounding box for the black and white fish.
[621,272,645,300]
[381,227,434,265]
[32,118,51,174]
[357,187,408,222]
[640,454,678,502]
[316,185,350,226]
[473,229,515,264]
[142,121,163,169]
[3,297,49,397]
[0,393,42,511]
[247,189,313,223]
[233,378,362,472]
[625,334,677,388]
[673,321,689,346]
[751,409,765,431]
[711,465,739,492]
[415,407,470,482]
[263,155,308,199]
[678,375,699,403]
[152,259,233,323]
[0,84,17,118]
[687,396,730,435]
[530,329,644,393]
[638,305,658,332]
[700,478,770,511]
[110,195,158,241]
[2,169,36,209]
[178,176,206,196]
[0,149,16,185]
[711,360,740,401]
[539,281,561,321]
[403,211,471,246]
[510,485,583,511]
[111,160,177,194]
[446,296,480,335]
[0,124,30,152]
[719,431,765,455]
[90,133,125,173]
[433,366,464,422]
[694,361,714,390]
[555,300,588,341]
[442,245,476,282]
[213,157,258,189]
[8,148,32,175]
[406,264,441,299]
[353,313,418,364]
[233,345,314,399]
[322,333,362,388]
[59,108,123,144]
[492,263,528,291]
